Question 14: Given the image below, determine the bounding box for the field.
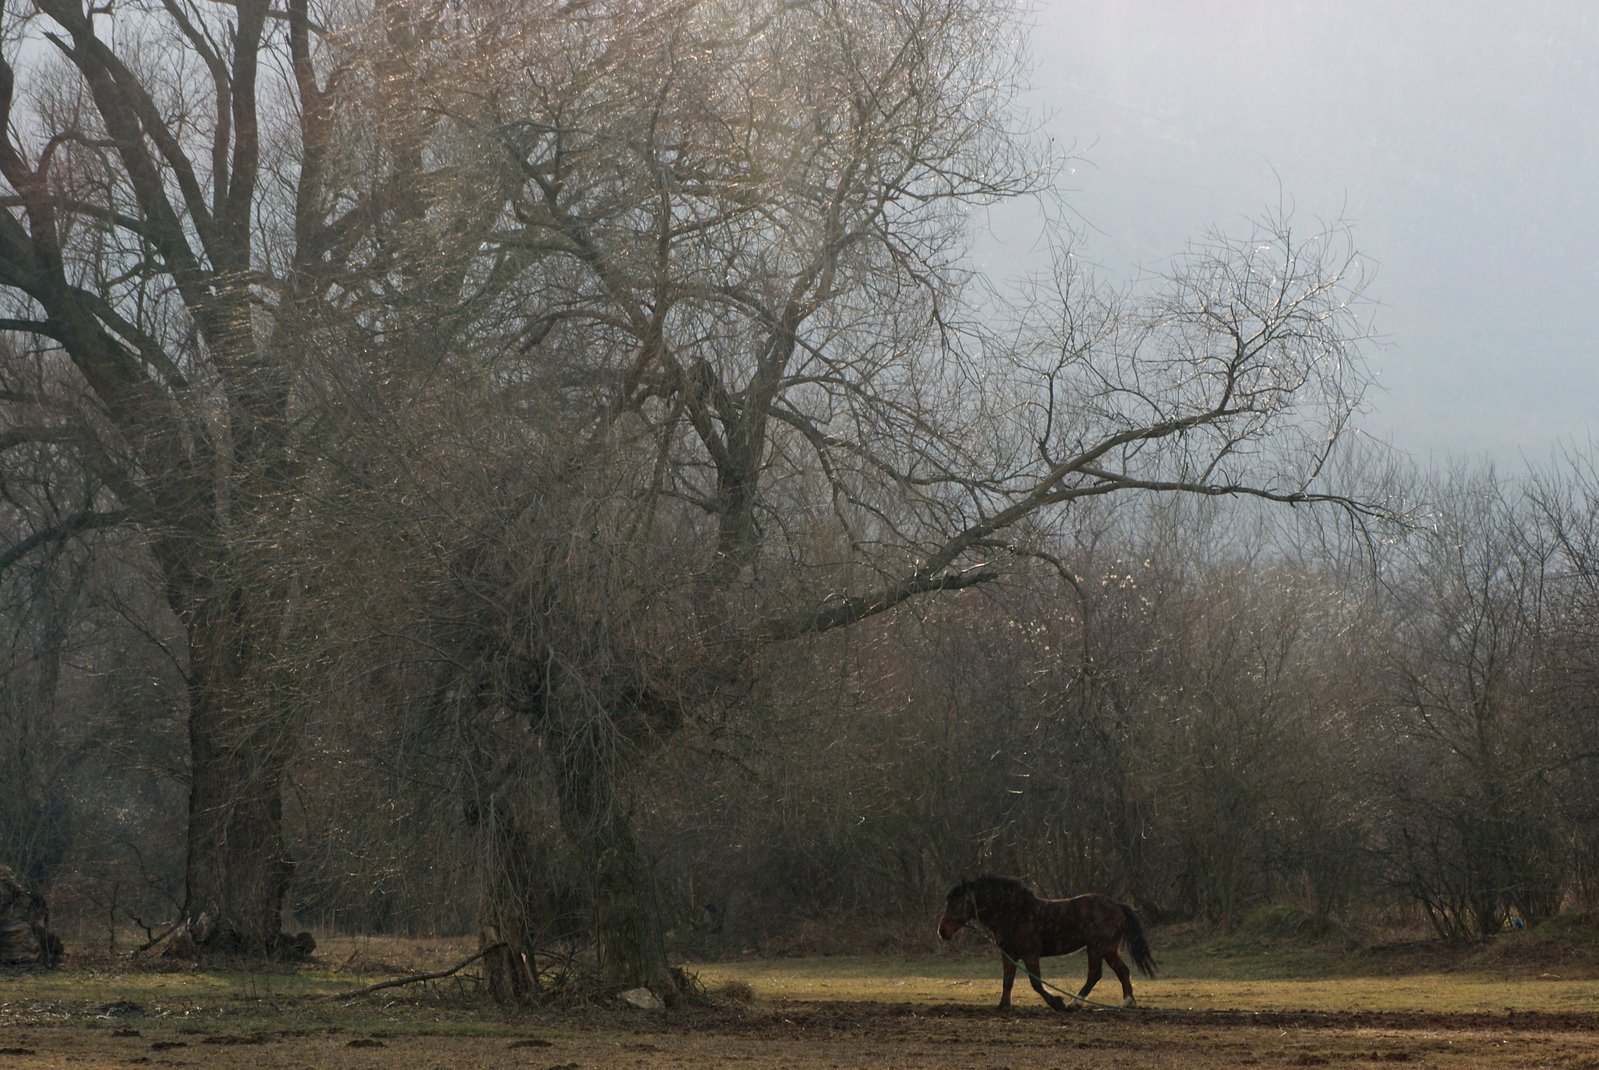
[3,930,1598,1069]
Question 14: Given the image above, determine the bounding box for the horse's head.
[939,875,1033,940]
[937,881,976,940]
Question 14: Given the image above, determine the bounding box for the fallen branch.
[322,944,503,1001]
[132,919,186,957]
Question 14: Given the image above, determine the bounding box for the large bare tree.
[326,0,1385,996]
[0,0,478,952]
[3,0,1383,986]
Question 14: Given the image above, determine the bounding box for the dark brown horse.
[938,875,1156,1011]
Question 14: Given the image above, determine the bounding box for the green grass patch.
[0,966,309,1006]
[0,959,516,1038]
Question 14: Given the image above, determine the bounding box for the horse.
[938,874,1157,1011]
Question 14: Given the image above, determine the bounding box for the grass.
[12,920,1599,1019]
[682,918,1599,1016]
[0,934,511,1038]
[685,949,1599,1015]
[4,927,1599,1069]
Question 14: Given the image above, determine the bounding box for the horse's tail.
[1120,903,1158,978]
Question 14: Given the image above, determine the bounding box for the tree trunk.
[184,750,289,952]
[179,591,295,956]
[588,809,669,993]
[552,722,672,995]
[476,796,540,1005]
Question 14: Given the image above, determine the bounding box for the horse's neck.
[982,888,1035,919]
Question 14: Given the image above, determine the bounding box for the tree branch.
[0,509,130,572]
[754,562,999,642]
[321,944,503,1001]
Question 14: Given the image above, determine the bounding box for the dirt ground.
[3,999,1598,1070]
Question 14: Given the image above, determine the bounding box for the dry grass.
[684,945,1599,1015]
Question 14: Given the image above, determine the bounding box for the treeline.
[1,0,1594,996]
[7,464,1599,957]
[302,467,1598,948]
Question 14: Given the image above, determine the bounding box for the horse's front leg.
[1025,956,1069,1012]
[998,953,1017,1010]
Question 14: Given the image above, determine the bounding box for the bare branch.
[0,508,130,572]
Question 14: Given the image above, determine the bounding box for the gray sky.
[983,0,1599,468]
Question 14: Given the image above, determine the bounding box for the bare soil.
[2,997,1597,1069]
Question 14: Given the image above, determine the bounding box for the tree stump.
[0,867,62,966]
[157,912,316,961]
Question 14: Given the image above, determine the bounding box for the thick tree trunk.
[179,592,296,956]
[587,810,670,993]
[552,720,672,995]
[184,715,292,954]
[476,796,541,1004]
[475,759,670,1000]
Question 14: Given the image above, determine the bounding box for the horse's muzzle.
[937,918,962,941]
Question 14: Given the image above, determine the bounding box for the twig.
[321,944,503,1001]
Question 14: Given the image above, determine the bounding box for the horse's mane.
[949,874,1038,907]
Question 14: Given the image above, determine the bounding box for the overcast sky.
[983,0,1599,469]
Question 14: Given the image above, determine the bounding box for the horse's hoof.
[1063,1001,1082,1012]
[1123,998,1138,1008]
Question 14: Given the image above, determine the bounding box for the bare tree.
[3,0,1384,986]
[0,0,485,952]
[1376,469,1566,936]
[333,0,1387,995]
[1524,451,1599,911]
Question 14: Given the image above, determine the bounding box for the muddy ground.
[3,999,1597,1069]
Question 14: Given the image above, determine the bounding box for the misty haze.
[2,2,1597,1066]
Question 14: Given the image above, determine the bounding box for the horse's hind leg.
[1073,950,1104,1009]
[1025,956,1069,1012]
[1106,950,1136,1007]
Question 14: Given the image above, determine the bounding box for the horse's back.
[1036,893,1127,957]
